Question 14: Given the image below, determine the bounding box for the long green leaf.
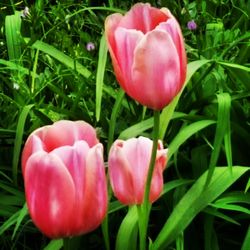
[214,191,250,205]
[152,166,249,250]
[96,35,108,121]
[32,40,91,79]
[116,206,138,250]
[168,120,216,160]
[242,226,250,250]
[12,203,28,239]
[218,61,250,72]
[205,93,231,186]
[159,59,210,139]
[162,179,194,196]
[119,118,153,140]
[107,89,125,152]
[119,112,187,140]
[12,104,34,185]
[43,239,63,250]
[203,207,240,225]
[210,203,250,215]
[0,210,20,235]
[5,11,22,61]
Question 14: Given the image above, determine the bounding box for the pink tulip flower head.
[105,3,187,110]
[108,136,167,205]
[22,120,108,238]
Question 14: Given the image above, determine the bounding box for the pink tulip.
[22,120,108,238]
[108,137,167,205]
[105,3,187,110]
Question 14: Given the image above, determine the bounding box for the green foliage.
[0,0,249,250]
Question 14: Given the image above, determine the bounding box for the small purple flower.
[86,42,95,51]
[187,20,197,31]
[21,7,30,18]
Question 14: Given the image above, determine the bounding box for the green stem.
[102,214,110,250]
[63,238,70,250]
[138,110,160,250]
[107,89,125,152]
[144,110,160,203]
[102,177,112,250]
[104,90,124,250]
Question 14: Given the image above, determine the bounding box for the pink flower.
[108,137,167,205]
[105,3,187,110]
[22,120,108,238]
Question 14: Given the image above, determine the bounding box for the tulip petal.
[25,151,75,238]
[149,143,168,202]
[105,13,124,85]
[132,30,181,110]
[156,14,187,86]
[81,144,108,232]
[121,137,152,203]
[22,134,46,173]
[52,141,107,234]
[118,3,167,33]
[42,120,98,152]
[114,27,143,92]
[108,140,136,204]
[52,141,89,224]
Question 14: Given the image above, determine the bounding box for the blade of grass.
[218,61,250,72]
[32,40,91,79]
[12,104,34,185]
[43,239,63,250]
[107,89,125,152]
[205,93,231,186]
[119,112,187,140]
[241,225,250,250]
[168,120,216,160]
[96,34,108,122]
[152,166,249,250]
[162,179,194,195]
[5,11,22,61]
[116,206,138,250]
[203,207,240,225]
[119,117,153,140]
[12,203,28,240]
[0,210,20,235]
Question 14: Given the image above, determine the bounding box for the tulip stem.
[138,110,160,250]
[102,216,110,250]
[63,238,70,250]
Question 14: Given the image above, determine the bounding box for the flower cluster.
[22,120,167,238]
[22,2,186,240]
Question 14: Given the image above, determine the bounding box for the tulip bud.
[105,3,187,110]
[22,120,108,238]
[108,137,167,205]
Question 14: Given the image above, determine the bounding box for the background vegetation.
[0,0,249,249]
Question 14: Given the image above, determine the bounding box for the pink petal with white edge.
[114,27,143,92]
[25,151,75,238]
[108,140,135,204]
[132,30,180,110]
